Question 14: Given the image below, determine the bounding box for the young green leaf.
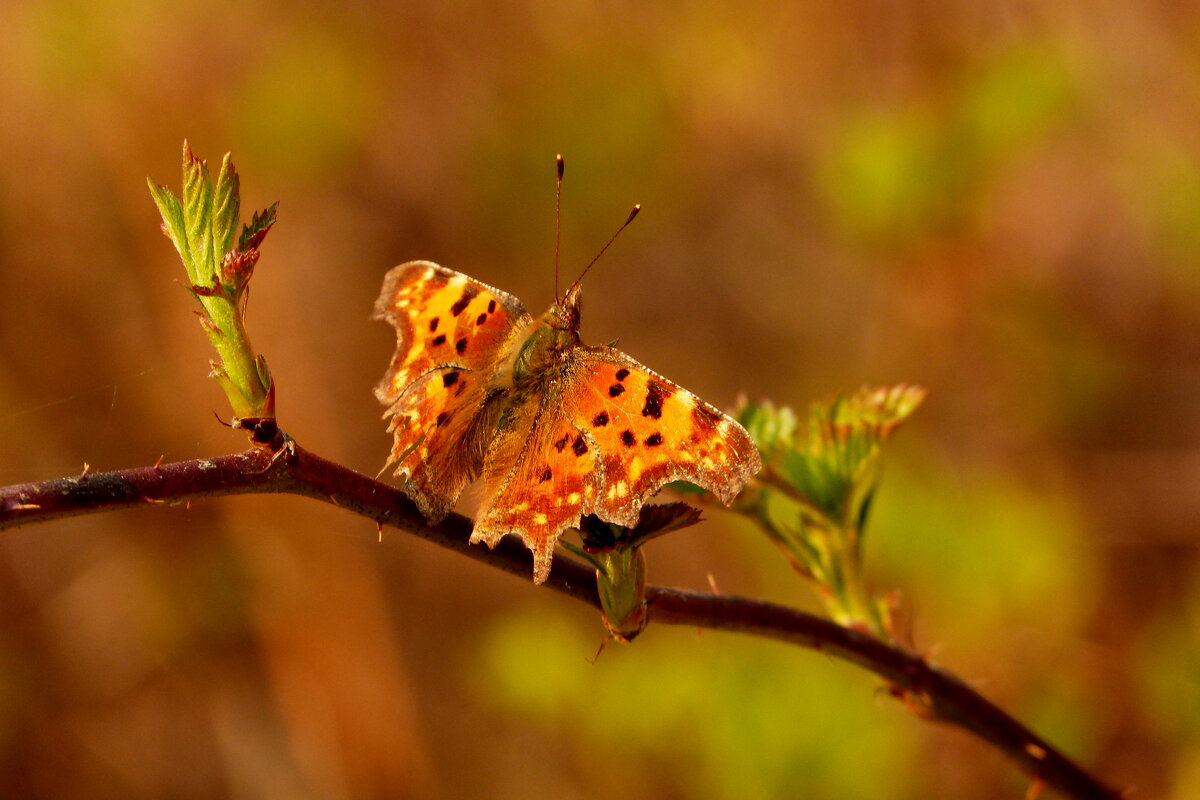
[212,153,241,261]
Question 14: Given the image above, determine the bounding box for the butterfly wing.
[374,261,532,520]
[471,345,761,583]
[472,386,603,583]
[563,347,762,522]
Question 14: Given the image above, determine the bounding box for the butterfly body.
[375,261,761,583]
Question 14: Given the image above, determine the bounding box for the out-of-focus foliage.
[476,606,923,800]
[821,43,1079,245]
[0,0,1196,797]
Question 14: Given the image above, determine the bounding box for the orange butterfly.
[374,248,761,585]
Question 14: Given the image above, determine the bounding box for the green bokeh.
[873,458,1097,644]
[476,607,920,799]
[819,42,1079,245]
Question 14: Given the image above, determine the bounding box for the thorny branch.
[0,444,1121,800]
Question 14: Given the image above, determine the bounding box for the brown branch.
[0,444,1121,800]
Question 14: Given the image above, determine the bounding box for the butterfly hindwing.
[473,394,600,583]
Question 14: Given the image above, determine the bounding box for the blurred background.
[0,0,1196,797]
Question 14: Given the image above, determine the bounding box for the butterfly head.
[549,281,583,333]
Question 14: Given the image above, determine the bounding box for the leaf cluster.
[736,385,925,634]
[147,142,279,421]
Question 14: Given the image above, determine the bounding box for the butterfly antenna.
[554,154,564,299]
[572,203,641,289]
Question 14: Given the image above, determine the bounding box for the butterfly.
[373,260,761,584]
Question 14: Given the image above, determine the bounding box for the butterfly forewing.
[373,261,529,404]
[473,398,601,583]
[564,348,762,518]
[374,261,532,519]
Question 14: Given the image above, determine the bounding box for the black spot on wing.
[429,317,440,332]
[645,432,664,447]
[432,334,446,346]
[442,371,460,387]
[592,411,609,427]
[488,299,496,313]
[642,380,673,420]
[608,383,625,397]
[539,467,552,483]
[436,411,451,426]
[620,430,636,447]
[572,434,588,456]
[450,286,477,317]
[476,312,488,326]
[615,367,630,381]
[554,433,570,452]
[455,337,468,354]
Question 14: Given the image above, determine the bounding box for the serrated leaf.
[212,153,241,261]
[627,502,703,544]
[239,201,279,252]
[219,249,260,290]
[146,179,190,267]
[181,141,216,286]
